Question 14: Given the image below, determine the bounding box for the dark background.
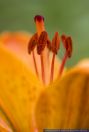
[0,0,89,67]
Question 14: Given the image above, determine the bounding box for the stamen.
[32,50,39,77]
[37,31,48,54]
[61,35,72,57]
[28,33,39,77]
[37,31,49,84]
[50,32,60,82]
[58,35,72,77]
[65,36,72,58]
[47,39,52,66]
[51,32,60,54]
[28,33,38,54]
[28,15,73,84]
[58,51,68,76]
[50,53,55,82]
[40,54,45,84]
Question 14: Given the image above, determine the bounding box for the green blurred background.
[0,0,89,67]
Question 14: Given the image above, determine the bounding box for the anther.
[58,35,72,77]
[65,36,72,58]
[51,32,60,54]
[61,35,72,57]
[50,32,60,82]
[28,33,38,54]
[37,31,48,54]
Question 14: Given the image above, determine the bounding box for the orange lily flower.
[0,15,89,132]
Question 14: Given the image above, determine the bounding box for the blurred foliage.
[0,0,89,67]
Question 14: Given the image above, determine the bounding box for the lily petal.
[35,67,89,131]
[0,44,43,131]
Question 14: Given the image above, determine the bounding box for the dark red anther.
[28,33,38,54]
[34,15,44,22]
[61,35,72,58]
[51,32,60,54]
[65,36,72,57]
[37,31,48,54]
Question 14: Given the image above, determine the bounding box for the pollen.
[65,36,72,58]
[37,31,48,54]
[61,34,72,57]
[28,33,38,54]
[51,32,60,54]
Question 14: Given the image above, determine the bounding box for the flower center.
[28,15,72,85]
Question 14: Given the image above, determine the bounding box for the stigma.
[28,15,72,85]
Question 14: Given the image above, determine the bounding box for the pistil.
[34,15,47,84]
